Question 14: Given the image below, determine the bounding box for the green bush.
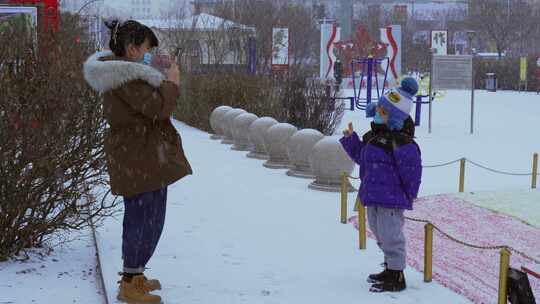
[175,71,344,136]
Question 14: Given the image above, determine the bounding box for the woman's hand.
[342,122,354,137]
[167,59,180,87]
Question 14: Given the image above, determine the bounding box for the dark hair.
[104,20,158,57]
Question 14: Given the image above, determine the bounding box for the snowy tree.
[468,0,540,58]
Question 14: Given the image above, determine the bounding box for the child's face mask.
[373,106,388,125]
[373,112,386,124]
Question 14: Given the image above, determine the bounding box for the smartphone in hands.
[150,49,173,74]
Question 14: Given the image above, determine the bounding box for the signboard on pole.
[0,6,37,46]
[320,22,340,80]
[380,25,401,85]
[520,57,528,82]
[430,55,474,133]
[431,30,448,55]
[271,28,289,72]
[432,55,473,89]
[0,6,37,30]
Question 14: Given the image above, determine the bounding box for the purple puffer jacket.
[339,131,422,210]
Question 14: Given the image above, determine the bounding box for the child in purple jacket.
[340,77,422,293]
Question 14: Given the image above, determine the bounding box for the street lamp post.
[466,30,476,134]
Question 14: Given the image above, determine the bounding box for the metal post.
[470,56,475,134]
[497,248,511,304]
[424,223,433,283]
[367,57,373,104]
[358,200,366,250]
[532,153,538,189]
[428,50,434,133]
[459,158,466,193]
[414,95,422,126]
[351,62,357,106]
[340,172,348,224]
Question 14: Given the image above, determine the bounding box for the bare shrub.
[0,14,117,261]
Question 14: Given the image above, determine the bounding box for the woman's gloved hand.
[167,59,180,87]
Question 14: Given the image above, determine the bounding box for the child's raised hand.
[342,122,354,137]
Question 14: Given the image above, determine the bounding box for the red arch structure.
[8,0,58,32]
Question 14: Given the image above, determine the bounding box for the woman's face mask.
[127,39,152,63]
[142,52,152,65]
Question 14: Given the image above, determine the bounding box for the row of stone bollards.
[209,106,356,192]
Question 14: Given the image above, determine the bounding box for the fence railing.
[339,152,540,304]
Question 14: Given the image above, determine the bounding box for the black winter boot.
[367,263,390,283]
[369,270,407,293]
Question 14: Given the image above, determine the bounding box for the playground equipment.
[350,56,390,111]
[413,95,430,126]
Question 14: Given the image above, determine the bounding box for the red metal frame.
[521,266,540,280]
[8,0,59,32]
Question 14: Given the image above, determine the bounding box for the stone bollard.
[308,136,356,192]
[263,123,298,169]
[232,113,259,151]
[209,105,233,140]
[246,117,279,160]
[286,129,324,178]
[221,108,246,145]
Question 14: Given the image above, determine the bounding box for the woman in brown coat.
[83,20,192,303]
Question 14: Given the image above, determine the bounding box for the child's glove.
[342,122,354,137]
[365,102,378,118]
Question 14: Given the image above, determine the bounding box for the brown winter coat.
[83,51,192,198]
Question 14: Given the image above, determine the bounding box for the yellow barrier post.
[424,223,433,283]
[497,248,511,304]
[353,197,360,212]
[358,199,366,250]
[459,158,466,193]
[340,172,347,224]
[532,153,538,189]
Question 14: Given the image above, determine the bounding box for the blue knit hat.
[365,77,418,130]
[399,76,419,98]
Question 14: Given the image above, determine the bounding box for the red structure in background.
[334,24,388,79]
[8,0,59,32]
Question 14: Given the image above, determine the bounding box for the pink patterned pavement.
[349,194,540,303]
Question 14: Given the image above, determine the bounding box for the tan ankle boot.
[117,275,162,303]
[143,276,162,291]
[118,272,162,292]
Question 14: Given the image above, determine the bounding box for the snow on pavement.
[96,120,470,304]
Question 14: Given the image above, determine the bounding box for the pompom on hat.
[376,77,419,130]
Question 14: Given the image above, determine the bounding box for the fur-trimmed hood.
[83,51,165,93]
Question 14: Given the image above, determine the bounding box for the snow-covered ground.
[3,89,540,303]
[454,189,540,227]
[0,229,105,304]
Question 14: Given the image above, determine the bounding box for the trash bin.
[486,73,497,92]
